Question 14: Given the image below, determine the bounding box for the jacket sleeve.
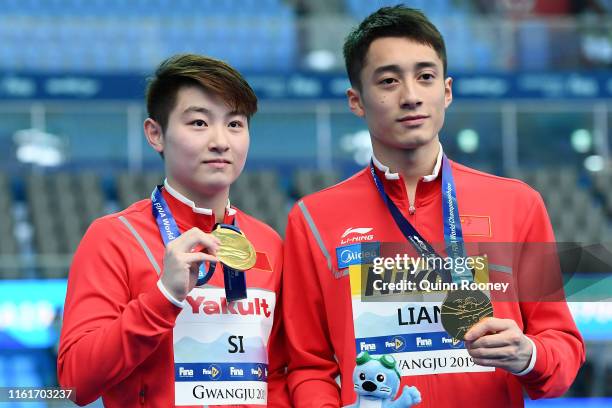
[283,206,341,407]
[57,217,182,406]
[514,192,586,399]
[267,238,292,407]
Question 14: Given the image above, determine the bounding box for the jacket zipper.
[409,205,416,215]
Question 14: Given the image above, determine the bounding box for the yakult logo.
[186,296,271,318]
[340,227,374,244]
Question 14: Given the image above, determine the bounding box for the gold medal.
[211,225,257,271]
[441,289,493,340]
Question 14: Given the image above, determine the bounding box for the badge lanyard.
[370,156,473,284]
[151,186,247,301]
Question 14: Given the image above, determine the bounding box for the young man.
[282,6,584,407]
[58,54,289,407]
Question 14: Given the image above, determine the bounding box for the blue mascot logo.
[346,351,421,407]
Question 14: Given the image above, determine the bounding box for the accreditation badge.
[173,287,275,406]
[348,244,495,377]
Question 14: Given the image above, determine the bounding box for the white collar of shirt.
[371,142,443,183]
[164,178,236,216]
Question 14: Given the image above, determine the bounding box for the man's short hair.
[343,5,447,90]
[146,54,258,132]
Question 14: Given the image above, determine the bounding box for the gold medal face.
[211,226,257,271]
[441,289,493,340]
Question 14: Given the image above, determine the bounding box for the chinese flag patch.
[252,252,272,271]
[460,215,492,237]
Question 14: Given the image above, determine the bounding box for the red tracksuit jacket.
[282,158,585,408]
[58,186,290,407]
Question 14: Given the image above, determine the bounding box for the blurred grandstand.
[0,0,611,406]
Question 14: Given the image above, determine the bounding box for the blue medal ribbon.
[440,156,471,284]
[151,186,248,300]
[370,156,472,284]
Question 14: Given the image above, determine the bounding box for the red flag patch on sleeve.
[460,215,492,237]
[252,252,272,271]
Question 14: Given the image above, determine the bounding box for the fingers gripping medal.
[441,289,493,340]
[152,186,255,301]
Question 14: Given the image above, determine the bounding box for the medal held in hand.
[441,289,493,340]
[151,186,254,300]
[211,224,257,271]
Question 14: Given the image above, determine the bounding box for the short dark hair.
[343,5,447,90]
[146,54,258,132]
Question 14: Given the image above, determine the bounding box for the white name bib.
[173,287,275,406]
[349,259,494,376]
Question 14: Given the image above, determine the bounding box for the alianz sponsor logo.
[340,227,374,244]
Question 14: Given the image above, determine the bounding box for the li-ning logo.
[340,227,374,244]
[342,227,373,238]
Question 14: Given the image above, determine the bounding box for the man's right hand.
[160,227,220,302]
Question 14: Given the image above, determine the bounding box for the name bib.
[348,254,494,376]
[173,287,275,406]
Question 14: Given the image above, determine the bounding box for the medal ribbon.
[369,156,473,284]
[151,186,248,301]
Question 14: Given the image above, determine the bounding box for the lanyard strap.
[151,186,216,286]
[369,156,472,284]
[440,156,470,283]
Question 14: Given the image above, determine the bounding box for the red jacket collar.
[160,181,236,233]
[370,146,443,210]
